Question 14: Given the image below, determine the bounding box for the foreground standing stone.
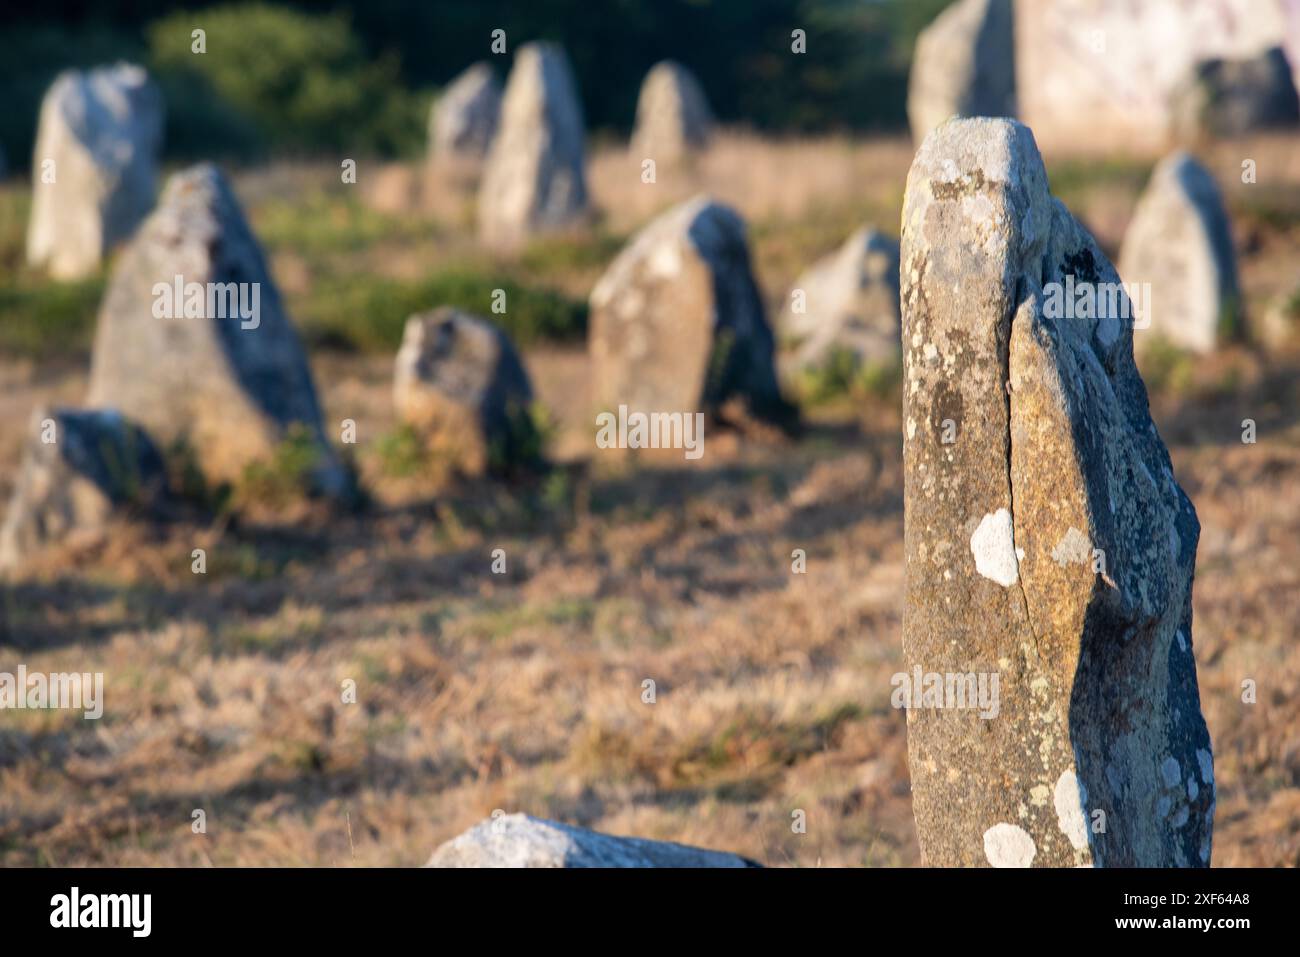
[907,0,1015,144]
[1119,152,1240,354]
[478,42,588,249]
[900,118,1214,867]
[589,195,791,427]
[27,63,163,279]
[393,307,538,475]
[630,61,713,163]
[427,814,758,867]
[429,62,501,165]
[779,227,900,373]
[86,164,349,497]
[0,408,167,569]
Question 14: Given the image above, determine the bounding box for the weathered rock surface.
[779,227,901,373]
[426,814,758,867]
[429,62,501,163]
[86,164,349,496]
[478,42,588,249]
[630,60,713,163]
[900,117,1214,867]
[0,407,167,569]
[394,307,538,475]
[589,195,791,426]
[27,63,163,279]
[1016,0,1298,155]
[907,0,1015,144]
[1119,152,1240,354]
[1173,47,1300,140]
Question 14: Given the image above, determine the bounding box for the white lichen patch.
[1051,527,1092,566]
[1030,784,1050,807]
[1196,748,1214,786]
[970,508,1019,587]
[1053,770,1090,850]
[1160,756,1181,788]
[983,822,1036,868]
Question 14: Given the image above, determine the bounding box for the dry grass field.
[0,133,1298,866]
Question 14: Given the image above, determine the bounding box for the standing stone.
[478,42,588,250]
[630,61,713,163]
[426,814,758,867]
[0,407,167,570]
[1172,47,1300,140]
[907,0,1016,144]
[1119,152,1240,354]
[779,227,901,373]
[86,164,349,497]
[393,307,538,475]
[1016,0,1297,156]
[900,118,1214,867]
[429,62,502,164]
[27,63,163,279]
[589,195,792,427]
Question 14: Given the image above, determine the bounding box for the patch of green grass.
[1139,337,1197,394]
[299,267,587,353]
[234,424,331,508]
[0,271,104,360]
[254,191,435,263]
[794,347,902,405]
[1046,156,1153,207]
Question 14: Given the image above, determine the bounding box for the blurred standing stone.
[1172,47,1300,140]
[1119,152,1240,354]
[429,62,501,166]
[900,117,1214,867]
[478,42,588,250]
[393,307,538,476]
[630,61,713,164]
[907,0,1015,144]
[27,63,163,279]
[0,408,167,570]
[1016,0,1297,156]
[589,195,792,428]
[778,227,900,374]
[427,814,758,867]
[86,164,350,498]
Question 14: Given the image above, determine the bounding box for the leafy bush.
[147,4,426,158]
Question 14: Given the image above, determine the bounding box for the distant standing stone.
[1173,47,1300,140]
[429,62,502,163]
[589,195,792,427]
[1119,152,1240,354]
[0,407,167,570]
[27,63,163,279]
[630,60,713,163]
[900,117,1214,867]
[426,814,759,867]
[393,307,539,476]
[478,42,588,250]
[907,0,1015,144]
[86,164,350,498]
[779,227,901,374]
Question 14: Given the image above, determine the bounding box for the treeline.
[0,0,950,166]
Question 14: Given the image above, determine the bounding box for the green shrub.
[147,4,426,158]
